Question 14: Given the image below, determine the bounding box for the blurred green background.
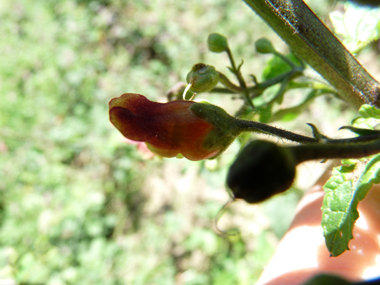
[0,0,367,284]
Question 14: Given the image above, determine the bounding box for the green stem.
[269,89,318,122]
[235,119,318,143]
[226,48,247,89]
[213,67,305,100]
[263,76,289,106]
[247,68,303,98]
[243,0,380,109]
[209,87,235,94]
[274,51,296,68]
[290,138,380,165]
[226,48,255,108]
[191,101,380,147]
[235,118,380,145]
[217,72,244,93]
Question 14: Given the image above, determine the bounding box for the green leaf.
[270,89,317,122]
[257,103,273,123]
[322,154,380,256]
[261,53,299,80]
[322,105,380,256]
[351,104,380,129]
[330,3,380,53]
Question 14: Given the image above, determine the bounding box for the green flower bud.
[255,38,275,54]
[226,140,296,203]
[207,33,229,53]
[186,63,219,93]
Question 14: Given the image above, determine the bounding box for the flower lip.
[109,93,221,161]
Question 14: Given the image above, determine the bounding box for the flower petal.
[109,93,218,161]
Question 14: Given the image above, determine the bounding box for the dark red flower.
[109,93,226,161]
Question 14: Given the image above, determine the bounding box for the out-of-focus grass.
[0,0,350,284]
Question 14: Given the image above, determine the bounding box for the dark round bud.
[255,38,275,54]
[186,63,219,92]
[207,33,228,53]
[301,273,353,285]
[226,140,296,203]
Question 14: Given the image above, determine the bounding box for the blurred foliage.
[1,0,369,282]
[0,0,288,283]
[330,2,380,54]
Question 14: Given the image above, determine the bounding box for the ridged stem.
[243,0,380,109]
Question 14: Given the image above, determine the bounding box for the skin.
[257,169,380,285]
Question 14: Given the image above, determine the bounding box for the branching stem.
[234,118,380,147]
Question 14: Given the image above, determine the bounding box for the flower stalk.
[110,93,380,164]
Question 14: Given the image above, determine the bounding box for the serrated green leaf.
[322,154,380,256]
[322,104,380,256]
[330,3,380,53]
[341,158,358,167]
[351,104,380,129]
[357,104,380,119]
